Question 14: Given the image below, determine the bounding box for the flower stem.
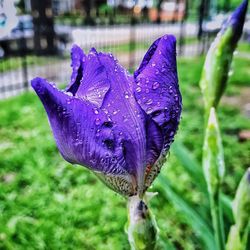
[127,195,158,250]
[210,190,225,250]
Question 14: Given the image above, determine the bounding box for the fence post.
[198,0,210,55]
[18,22,28,90]
[31,0,56,55]
[129,9,136,71]
[178,0,188,56]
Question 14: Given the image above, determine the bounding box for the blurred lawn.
[0,51,249,249]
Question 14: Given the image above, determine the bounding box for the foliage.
[0,50,249,248]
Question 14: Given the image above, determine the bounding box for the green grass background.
[0,45,250,249]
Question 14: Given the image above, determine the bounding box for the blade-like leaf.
[156,175,216,250]
[172,141,233,223]
[171,141,206,192]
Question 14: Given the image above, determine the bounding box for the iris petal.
[66,44,85,95]
[76,49,110,108]
[31,77,136,196]
[96,52,148,195]
[134,35,182,187]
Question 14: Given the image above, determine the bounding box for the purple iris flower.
[31,34,182,197]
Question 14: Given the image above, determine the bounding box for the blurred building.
[149,0,186,22]
[22,0,186,22]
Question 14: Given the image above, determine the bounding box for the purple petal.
[134,35,182,186]
[134,37,161,79]
[31,77,138,196]
[75,48,110,108]
[66,44,85,95]
[96,52,148,195]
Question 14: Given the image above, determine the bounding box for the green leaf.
[226,225,243,250]
[232,168,250,237]
[171,141,207,192]
[156,175,216,250]
[172,140,233,224]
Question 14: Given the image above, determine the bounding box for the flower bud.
[203,108,225,196]
[199,0,248,111]
[232,168,250,233]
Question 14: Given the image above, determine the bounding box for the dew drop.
[95,118,101,125]
[93,108,99,114]
[66,91,73,97]
[124,92,129,99]
[151,62,156,67]
[136,86,142,93]
[169,86,173,94]
[147,107,153,112]
[152,82,159,90]
[113,109,119,115]
[145,99,153,105]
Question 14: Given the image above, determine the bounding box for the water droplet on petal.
[152,82,159,90]
[113,109,119,115]
[147,107,153,112]
[169,86,173,94]
[145,99,153,105]
[151,62,156,67]
[95,118,101,125]
[136,86,142,93]
[124,91,129,99]
[93,108,99,114]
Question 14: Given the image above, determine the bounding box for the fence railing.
[0,18,214,99]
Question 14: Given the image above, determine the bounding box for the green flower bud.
[233,168,250,234]
[203,107,225,196]
[226,225,243,250]
[199,0,248,111]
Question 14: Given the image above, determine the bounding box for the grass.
[0,56,67,74]
[0,50,249,249]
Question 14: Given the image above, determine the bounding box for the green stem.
[210,190,225,250]
[127,195,158,250]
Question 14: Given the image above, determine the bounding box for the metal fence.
[0,4,215,99]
